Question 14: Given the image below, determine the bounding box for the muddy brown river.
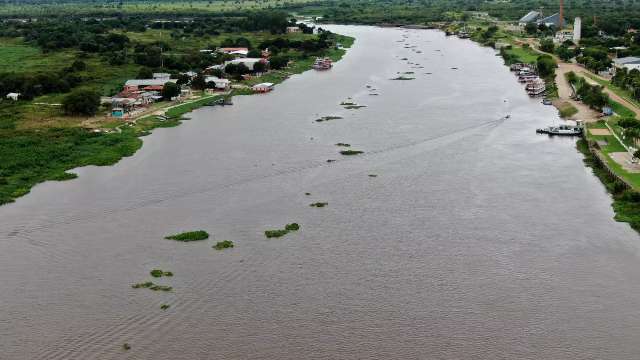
[2,25,640,359]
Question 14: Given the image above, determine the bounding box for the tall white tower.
[573,17,582,44]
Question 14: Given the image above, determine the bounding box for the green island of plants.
[315,116,343,122]
[265,223,300,238]
[335,143,351,147]
[131,281,172,292]
[213,240,235,250]
[150,269,173,278]
[340,150,364,155]
[160,304,170,310]
[123,343,131,351]
[165,230,209,242]
[310,202,328,207]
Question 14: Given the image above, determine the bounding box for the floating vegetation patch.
[305,192,311,195]
[131,281,172,292]
[391,76,415,80]
[340,101,357,106]
[400,57,408,60]
[335,143,351,147]
[150,269,173,278]
[404,71,415,74]
[285,223,300,231]
[340,150,364,156]
[123,343,131,351]
[265,223,300,238]
[213,240,234,250]
[310,202,328,208]
[369,93,379,96]
[265,229,289,238]
[343,105,367,109]
[315,116,343,123]
[160,304,170,310]
[451,67,458,70]
[150,285,172,292]
[368,174,378,177]
[165,230,209,242]
[131,281,154,289]
[326,159,336,163]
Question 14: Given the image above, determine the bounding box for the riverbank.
[0,35,354,206]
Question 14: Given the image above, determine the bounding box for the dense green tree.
[536,55,557,78]
[161,82,180,100]
[62,89,100,116]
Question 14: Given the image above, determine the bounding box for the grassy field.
[0,0,322,16]
[503,46,539,64]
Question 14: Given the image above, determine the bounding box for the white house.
[286,26,301,33]
[5,92,20,101]
[204,76,231,90]
[613,57,640,72]
[224,58,267,71]
[153,73,171,80]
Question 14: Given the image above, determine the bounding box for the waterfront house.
[204,76,231,90]
[286,26,301,33]
[123,78,177,92]
[224,58,269,72]
[252,83,274,93]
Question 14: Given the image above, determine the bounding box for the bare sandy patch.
[589,128,612,136]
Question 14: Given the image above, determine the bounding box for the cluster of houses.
[510,63,547,97]
[111,73,177,118]
[112,47,275,119]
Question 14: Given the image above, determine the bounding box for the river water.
[2,25,640,359]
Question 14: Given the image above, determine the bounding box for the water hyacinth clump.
[150,269,173,278]
[265,223,300,238]
[160,304,170,310]
[265,229,289,238]
[165,230,209,242]
[340,150,364,155]
[131,281,154,289]
[310,202,328,207]
[315,116,343,122]
[214,240,234,250]
[335,143,351,147]
[285,223,300,231]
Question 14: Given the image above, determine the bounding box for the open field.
[0,0,323,16]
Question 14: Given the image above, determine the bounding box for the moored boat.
[313,57,333,70]
[536,123,583,136]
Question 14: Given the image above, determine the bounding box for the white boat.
[526,78,546,96]
[536,123,583,136]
